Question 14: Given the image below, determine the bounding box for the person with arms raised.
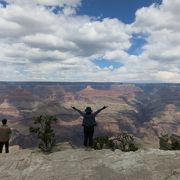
[72,106,108,149]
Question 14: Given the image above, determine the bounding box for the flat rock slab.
[0,146,180,180]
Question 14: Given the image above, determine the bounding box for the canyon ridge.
[0,82,180,148]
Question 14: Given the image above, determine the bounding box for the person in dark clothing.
[0,119,12,153]
[72,106,108,147]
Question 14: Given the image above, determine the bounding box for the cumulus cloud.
[0,0,179,82]
[130,0,180,82]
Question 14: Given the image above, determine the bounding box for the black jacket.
[82,113,97,127]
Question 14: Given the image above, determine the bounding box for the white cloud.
[0,0,180,82]
[130,0,180,82]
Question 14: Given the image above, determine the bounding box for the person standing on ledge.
[0,119,12,153]
[72,106,108,149]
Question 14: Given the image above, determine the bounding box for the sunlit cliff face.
[0,99,20,119]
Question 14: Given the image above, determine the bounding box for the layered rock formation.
[0,82,180,148]
[0,99,20,119]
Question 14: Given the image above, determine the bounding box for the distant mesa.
[84,85,95,91]
[15,86,29,94]
[8,86,39,103]
[0,99,20,118]
[78,85,95,95]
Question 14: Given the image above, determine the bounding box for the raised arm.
[71,106,84,116]
[94,106,108,116]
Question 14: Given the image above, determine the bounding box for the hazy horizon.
[0,81,180,84]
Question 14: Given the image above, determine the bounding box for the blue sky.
[79,0,156,69]
[78,0,158,69]
[78,0,162,23]
[0,0,179,82]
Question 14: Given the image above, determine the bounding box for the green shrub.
[109,133,138,152]
[93,136,109,150]
[159,134,172,150]
[170,134,180,150]
[159,134,180,150]
[29,115,57,153]
[93,133,138,152]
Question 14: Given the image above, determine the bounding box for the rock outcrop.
[1,147,180,180]
[0,99,20,119]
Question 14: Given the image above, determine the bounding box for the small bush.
[159,134,180,150]
[29,115,57,153]
[109,132,138,152]
[159,134,172,150]
[93,136,109,150]
[170,134,180,150]
[93,133,138,152]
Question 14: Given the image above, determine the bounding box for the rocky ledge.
[0,146,180,180]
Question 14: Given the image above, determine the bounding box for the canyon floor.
[0,146,180,180]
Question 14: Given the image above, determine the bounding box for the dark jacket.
[0,125,12,142]
[82,113,97,127]
[74,107,105,127]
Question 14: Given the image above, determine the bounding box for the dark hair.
[85,107,92,112]
[2,119,7,125]
[85,107,92,115]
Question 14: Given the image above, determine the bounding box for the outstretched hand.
[71,106,76,110]
[103,106,108,109]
